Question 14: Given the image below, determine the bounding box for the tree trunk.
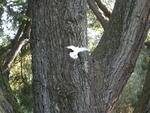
[90,0,150,112]
[31,0,90,113]
[31,0,150,113]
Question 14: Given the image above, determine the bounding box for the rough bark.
[31,0,90,113]
[31,0,150,113]
[91,0,150,112]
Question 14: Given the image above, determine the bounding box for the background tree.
[0,0,31,112]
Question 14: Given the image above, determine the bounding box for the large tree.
[0,0,149,113]
[30,0,150,113]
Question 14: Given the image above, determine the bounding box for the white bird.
[66,45,89,59]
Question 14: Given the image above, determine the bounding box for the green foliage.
[0,0,31,112]
[6,0,27,25]
[15,83,32,113]
[87,9,104,51]
[10,51,33,113]
[0,0,27,46]
[87,9,103,31]
[0,0,5,41]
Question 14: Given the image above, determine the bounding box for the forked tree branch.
[91,0,150,112]
[87,0,108,29]
[95,0,112,18]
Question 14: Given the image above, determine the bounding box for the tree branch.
[12,21,26,43]
[87,0,108,29]
[95,0,112,18]
[91,0,150,112]
[0,22,26,60]
[3,20,31,73]
[5,39,29,69]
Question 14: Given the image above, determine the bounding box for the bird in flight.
[66,45,89,59]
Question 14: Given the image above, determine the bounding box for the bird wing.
[66,45,77,51]
[78,47,89,52]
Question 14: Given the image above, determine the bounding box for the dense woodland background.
[0,0,150,113]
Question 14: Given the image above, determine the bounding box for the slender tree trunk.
[31,0,150,113]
